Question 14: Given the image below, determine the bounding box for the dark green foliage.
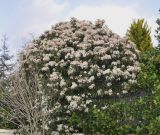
[68,96,160,135]
[137,47,160,92]
[127,19,153,52]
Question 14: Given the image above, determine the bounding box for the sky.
[0,0,160,56]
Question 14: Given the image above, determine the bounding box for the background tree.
[155,9,160,47]
[126,18,153,52]
[155,9,160,74]
[0,35,14,129]
[0,35,13,79]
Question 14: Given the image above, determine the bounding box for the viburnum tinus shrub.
[20,18,140,133]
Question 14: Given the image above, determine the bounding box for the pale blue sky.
[0,0,159,55]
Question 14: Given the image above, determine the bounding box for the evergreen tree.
[155,9,160,72]
[155,9,160,47]
[0,35,14,129]
[127,19,153,51]
[0,35,13,78]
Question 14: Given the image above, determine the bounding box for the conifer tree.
[127,19,153,51]
[155,9,160,47]
[0,35,13,79]
[0,35,14,129]
[155,9,160,72]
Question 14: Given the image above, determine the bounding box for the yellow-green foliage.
[127,19,153,52]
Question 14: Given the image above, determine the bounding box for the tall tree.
[155,9,160,72]
[127,19,153,52]
[0,35,14,129]
[0,35,13,78]
[155,9,160,47]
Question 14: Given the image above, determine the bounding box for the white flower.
[88,76,95,83]
[107,83,112,87]
[51,131,59,135]
[57,52,61,57]
[66,96,72,101]
[75,51,81,58]
[122,90,128,94]
[111,62,117,66]
[102,65,106,68]
[57,124,63,131]
[104,91,108,95]
[47,83,52,87]
[130,57,134,61]
[60,91,65,96]
[113,51,119,55]
[108,89,113,95]
[64,125,68,129]
[60,79,66,87]
[66,110,70,114]
[97,72,101,77]
[89,84,95,89]
[128,79,137,84]
[48,61,56,66]
[94,40,104,45]
[117,93,120,96]
[101,106,107,110]
[125,50,132,55]
[69,101,78,109]
[131,74,136,79]
[43,55,50,61]
[81,61,88,69]
[70,60,79,65]
[103,69,110,75]
[65,53,70,59]
[41,67,49,71]
[101,54,111,60]
[112,68,122,76]
[97,89,102,95]
[86,100,92,104]
[71,82,78,89]
[44,125,49,130]
[50,72,59,81]
[82,94,85,97]
[73,96,81,101]
[68,67,75,75]
[84,108,89,112]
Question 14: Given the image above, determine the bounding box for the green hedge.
[68,48,160,135]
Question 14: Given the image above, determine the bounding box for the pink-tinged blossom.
[20,18,140,133]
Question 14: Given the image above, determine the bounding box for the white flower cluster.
[20,18,140,133]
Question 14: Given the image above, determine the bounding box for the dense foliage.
[126,19,153,52]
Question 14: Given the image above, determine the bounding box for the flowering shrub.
[20,18,140,133]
